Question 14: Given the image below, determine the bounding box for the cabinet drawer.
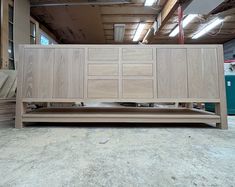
[88,48,119,61]
[123,64,153,76]
[87,79,118,98]
[122,79,153,99]
[122,48,153,61]
[88,64,118,76]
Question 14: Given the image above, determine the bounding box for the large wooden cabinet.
[16,45,227,129]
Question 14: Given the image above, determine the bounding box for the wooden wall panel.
[157,48,188,98]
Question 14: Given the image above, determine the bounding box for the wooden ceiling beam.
[147,0,180,43]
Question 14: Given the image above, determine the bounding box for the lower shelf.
[22,107,220,124]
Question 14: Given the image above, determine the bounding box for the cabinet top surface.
[21,44,223,49]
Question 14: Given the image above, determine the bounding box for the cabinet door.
[187,48,219,99]
[53,48,84,98]
[157,48,188,98]
[23,48,54,98]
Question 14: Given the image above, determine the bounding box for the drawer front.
[88,64,118,76]
[123,64,153,76]
[87,79,118,98]
[122,79,153,99]
[122,48,153,61]
[88,48,119,61]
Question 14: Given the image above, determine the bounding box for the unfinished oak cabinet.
[16,45,227,129]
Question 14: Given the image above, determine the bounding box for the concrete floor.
[0,117,235,187]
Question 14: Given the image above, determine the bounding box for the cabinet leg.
[15,101,26,129]
[215,103,228,129]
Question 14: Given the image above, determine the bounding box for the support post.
[178,4,184,44]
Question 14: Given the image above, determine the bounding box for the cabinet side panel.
[202,48,219,99]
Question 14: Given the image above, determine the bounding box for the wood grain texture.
[187,48,219,99]
[88,64,118,76]
[157,48,188,98]
[122,48,153,61]
[122,64,153,76]
[53,48,84,98]
[123,79,153,99]
[88,48,119,61]
[23,49,54,98]
[0,72,8,89]
[87,79,118,98]
[16,45,227,128]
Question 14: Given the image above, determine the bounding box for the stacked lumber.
[0,70,17,122]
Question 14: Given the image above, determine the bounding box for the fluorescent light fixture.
[169,14,197,37]
[144,0,155,6]
[114,24,125,42]
[133,23,145,42]
[192,18,223,39]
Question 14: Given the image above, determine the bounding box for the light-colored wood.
[88,64,118,76]
[15,46,25,128]
[0,72,8,89]
[0,70,17,98]
[216,46,228,129]
[87,79,118,98]
[88,48,119,61]
[23,49,54,98]
[122,64,153,76]
[53,48,84,98]
[157,48,188,98]
[122,79,153,99]
[15,44,227,128]
[122,48,153,61]
[187,48,219,99]
[21,108,220,124]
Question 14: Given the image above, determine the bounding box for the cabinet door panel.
[88,64,118,76]
[187,48,219,99]
[157,48,188,98]
[87,79,118,98]
[123,79,153,99]
[53,49,84,98]
[23,49,54,98]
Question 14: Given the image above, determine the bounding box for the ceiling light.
[169,14,197,37]
[133,23,146,42]
[144,0,156,6]
[192,18,223,39]
[114,24,125,42]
